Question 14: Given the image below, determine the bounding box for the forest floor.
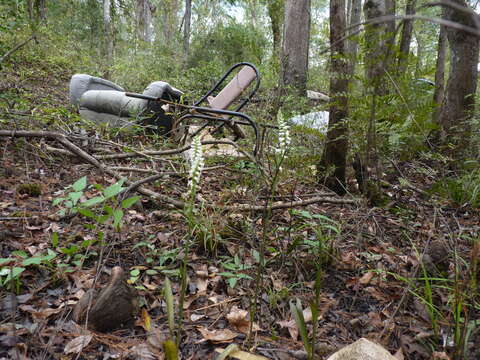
[0,57,479,360]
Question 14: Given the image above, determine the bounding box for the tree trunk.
[397,0,416,74]
[183,0,192,62]
[363,0,386,91]
[318,0,349,195]
[432,24,447,125]
[281,0,311,97]
[136,0,155,42]
[103,0,114,78]
[436,0,479,155]
[361,0,385,201]
[161,0,179,47]
[267,0,284,61]
[346,0,361,76]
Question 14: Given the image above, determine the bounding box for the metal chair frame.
[126,62,261,155]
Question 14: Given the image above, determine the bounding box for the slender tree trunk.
[319,0,349,195]
[183,0,191,62]
[267,0,284,62]
[136,0,155,42]
[361,0,385,201]
[103,0,114,77]
[397,0,416,74]
[281,0,311,97]
[363,0,386,94]
[436,0,479,155]
[432,24,447,125]
[161,0,179,47]
[346,0,361,76]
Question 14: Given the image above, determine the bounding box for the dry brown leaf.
[215,346,269,360]
[139,308,152,331]
[64,334,92,354]
[197,327,239,343]
[394,347,405,360]
[147,326,167,350]
[190,313,205,322]
[19,305,63,319]
[432,352,451,360]
[277,319,298,340]
[303,307,312,323]
[129,343,159,360]
[226,306,262,333]
[359,271,375,285]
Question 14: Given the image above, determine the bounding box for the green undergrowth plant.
[218,254,253,288]
[176,135,206,348]
[290,209,341,268]
[248,110,292,344]
[380,237,480,358]
[431,167,480,208]
[51,176,139,269]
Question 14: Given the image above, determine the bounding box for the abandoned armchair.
[68,62,261,155]
[69,73,183,134]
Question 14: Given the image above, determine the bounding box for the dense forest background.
[1,0,480,359]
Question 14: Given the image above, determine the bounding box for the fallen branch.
[221,196,358,211]
[0,35,36,64]
[1,130,358,211]
[0,130,185,208]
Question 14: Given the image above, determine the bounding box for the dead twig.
[1,130,357,211]
[0,34,36,64]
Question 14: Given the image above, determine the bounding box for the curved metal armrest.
[194,62,261,113]
[175,107,260,156]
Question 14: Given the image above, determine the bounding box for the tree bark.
[161,0,179,47]
[267,0,284,61]
[103,0,114,78]
[432,24,447,125]
[281,0,311,97]
[346,0,361,76]
[397,0,416,74]
[363,0,386,90]
[136,0,155,42]
[436,0,479,154]
[319,0,349,195]
[183,0,192,62]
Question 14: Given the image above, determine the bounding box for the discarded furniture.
[126,62,261,155]
[69,74,183,133]
[70,63,261,154]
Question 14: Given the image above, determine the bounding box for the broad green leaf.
[45,249,57,261]
[122,196,140,209]
[78,208,96,219]
[97,214,110,224]
[12,251,28,258]
[2,267,25,280]
[113,209,124,229]
[130,269,140,276]
[103,205,113,215]
[52,197,65,206]
[51,232,59,248]
[22,257,43,266]
[0,258,13,266]
[228,278,238,288]
[60,246,79,255]
[81,196,104,208]
[103,179,125,199]
[72,176,87,192]
[68,191,83,205]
